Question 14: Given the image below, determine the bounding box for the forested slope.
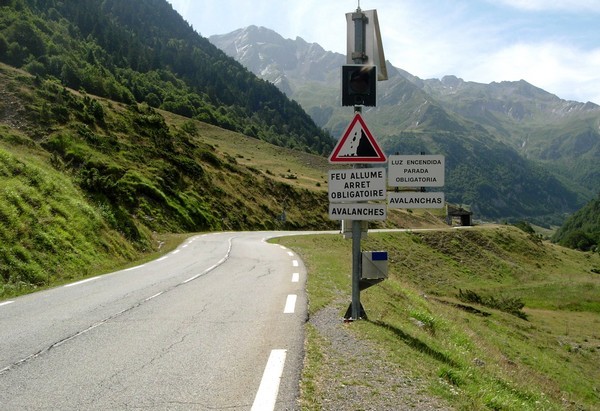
[553,195,600,251]
[0,0,334,154]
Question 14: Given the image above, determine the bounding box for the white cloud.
[462,42,600,103]
[493,0,600,12]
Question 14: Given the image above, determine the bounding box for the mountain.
[421,76,600,195]
[212,26,343,97]
[210,26,598,224]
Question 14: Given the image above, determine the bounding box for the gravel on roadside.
[303,302,454,411]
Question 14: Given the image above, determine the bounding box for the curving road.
[0,231,312,410]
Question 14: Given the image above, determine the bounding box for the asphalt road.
[0,231,311,410]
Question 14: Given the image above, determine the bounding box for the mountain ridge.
[210,26,599,223]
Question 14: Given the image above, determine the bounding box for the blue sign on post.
[371,251,388,261]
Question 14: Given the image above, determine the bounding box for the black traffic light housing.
[342,64,377,107]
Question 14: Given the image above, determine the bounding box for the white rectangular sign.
[388,155,445,187]
[329,203,387,221]
[388,192,445,209]
[328,168,387,203]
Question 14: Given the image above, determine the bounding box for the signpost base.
[344,302,367,322]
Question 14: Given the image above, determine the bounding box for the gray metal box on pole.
[361,251,388,280]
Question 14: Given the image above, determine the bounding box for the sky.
[168,0,600,105]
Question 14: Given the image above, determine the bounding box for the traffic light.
[342,64,377,107]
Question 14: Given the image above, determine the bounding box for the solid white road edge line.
[64,276,100,288]
[283,294,297,314]
[291,273,300,283]
[124,264,146,272]
[251,349,287,411]
[0,301,14,307]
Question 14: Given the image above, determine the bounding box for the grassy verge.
[0,139,191,299]
[275,227,600,410]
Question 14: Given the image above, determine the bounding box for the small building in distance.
[446,204,473,226]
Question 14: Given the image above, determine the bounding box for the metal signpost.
[328,4,448,322]
[327,4,387,321]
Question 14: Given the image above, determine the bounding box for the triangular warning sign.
[329,113,387,163]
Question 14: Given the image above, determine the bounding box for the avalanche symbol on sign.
[328,113,386,163]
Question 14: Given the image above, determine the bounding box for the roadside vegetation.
[276,227,600,410]
[0,63,335,299]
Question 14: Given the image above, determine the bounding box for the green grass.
[0,141,175,298]
[275,227,600,410]
[0,144,190,298]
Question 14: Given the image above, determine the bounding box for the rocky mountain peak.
[210,26,344,95]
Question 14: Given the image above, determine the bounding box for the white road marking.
[182,237,234,284]
[283,294,297,314]
[64,276,100,288]
[172,249,180,255]
[144,292,163,302]
[156,256,168,262]
[279,245,287,250]
[124,264,146,272]
[287,251,294,256]
[251,349,287,411]
[0,301,14,307]
[292,260,299,267]
[291,273,300,283]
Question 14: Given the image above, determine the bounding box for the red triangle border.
[328,113,387,163]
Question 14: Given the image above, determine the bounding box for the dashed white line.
[182,237,234,284]
[292,260,299,267]
[156,256,168,262]
[251,349,287,411]
[284,294,297,314]
[291,273,300,283]
[64,276,100,288]
[0,301,14,307]
[172,250,180,255]
[287,251,294,256]
[145,292,163,302]
[183,263,217,284]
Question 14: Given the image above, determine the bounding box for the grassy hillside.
[0,62,340,298]
[0,61,448,299]
[276,227,600,410]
